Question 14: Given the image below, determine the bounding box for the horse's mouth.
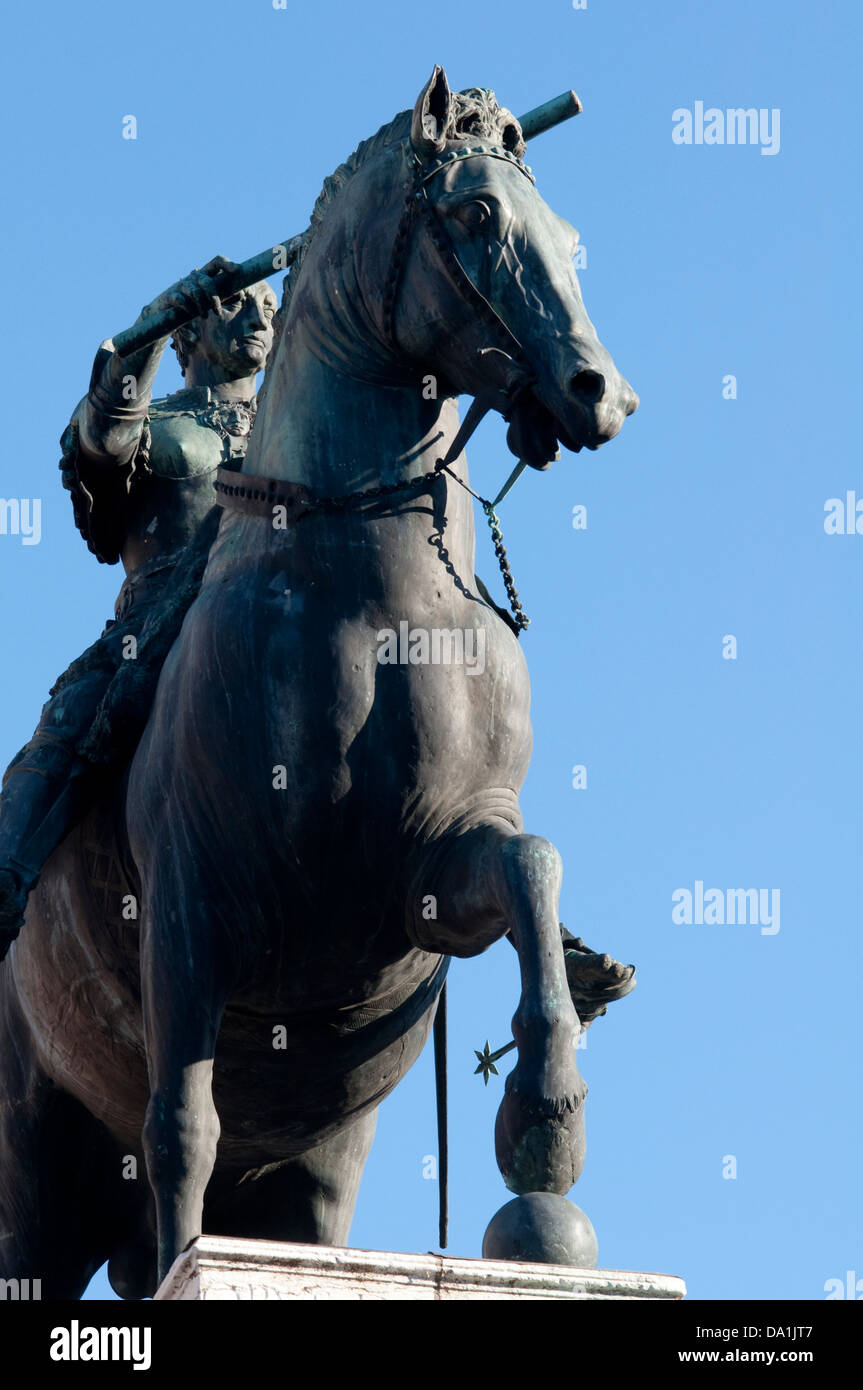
[506,390,581,470]
[506,380,635,466]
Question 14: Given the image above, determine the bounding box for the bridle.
[381,141,537,389]
[215,140,542,631]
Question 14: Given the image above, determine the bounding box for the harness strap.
[214,469,313,520]
[212,379,513,524]
[490,458,528,509]
[415,196,533,386]
[383,143,536,391]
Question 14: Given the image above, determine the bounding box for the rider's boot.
[0,740,98,962]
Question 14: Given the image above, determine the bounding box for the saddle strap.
[214,468,313,521]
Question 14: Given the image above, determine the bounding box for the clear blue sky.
[1,0,859,1301]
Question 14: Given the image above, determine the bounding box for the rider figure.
[0,259,278,958]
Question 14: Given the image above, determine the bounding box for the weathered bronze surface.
[0,69,637,1297]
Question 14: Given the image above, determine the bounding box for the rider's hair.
[170,319,200,377]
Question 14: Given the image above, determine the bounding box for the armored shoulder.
[59,400,148,566]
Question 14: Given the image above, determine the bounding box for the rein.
[215,141,541,633]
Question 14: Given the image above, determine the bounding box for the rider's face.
[194,283,278,377]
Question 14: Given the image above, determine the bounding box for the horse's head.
[391,68,638,466]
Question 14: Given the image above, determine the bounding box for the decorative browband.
[419,144,536,185]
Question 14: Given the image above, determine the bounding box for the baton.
[112,235,307,357]
[113,91,581,359]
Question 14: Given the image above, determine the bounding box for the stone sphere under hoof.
[482,1192,598,1267]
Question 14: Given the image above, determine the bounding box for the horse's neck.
[240,266,478,586]
[248,330,459,496]
[245,326,478,580]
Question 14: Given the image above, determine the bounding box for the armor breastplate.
[147,390,257,478]
[61,386,257,569]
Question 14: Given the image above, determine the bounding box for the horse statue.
[0,68,637,1298]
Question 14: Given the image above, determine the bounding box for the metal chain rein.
[304,459,529,632]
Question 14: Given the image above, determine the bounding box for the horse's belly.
[14,825,442,1158]
[209,964,443,1162]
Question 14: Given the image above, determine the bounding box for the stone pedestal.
[154,1235,685,1301]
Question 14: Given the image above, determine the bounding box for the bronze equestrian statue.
[0,70,637,1298]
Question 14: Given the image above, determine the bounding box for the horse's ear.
[411,65,452,157]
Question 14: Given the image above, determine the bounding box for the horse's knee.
[499,834,563,897]
[143,1069,220,1186]
[143,1060,221,1284]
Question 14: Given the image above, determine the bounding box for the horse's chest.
[262,602,531,816]
[152,529,532,875]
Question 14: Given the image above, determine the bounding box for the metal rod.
[113,234,307,358]
[113,88,581,359]
[433,982,449,1248]
[518,89,582,142]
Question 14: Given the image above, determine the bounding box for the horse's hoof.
[494,1064,586,1195]
[483,1192,598,1267]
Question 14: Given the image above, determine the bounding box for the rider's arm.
[78,337,165,470]
[78,258,233,470]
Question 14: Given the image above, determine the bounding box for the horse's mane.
[279,88,523,319]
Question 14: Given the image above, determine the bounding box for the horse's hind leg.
[409,827,585,1195]
[139,875,229,1286]
[206,1109,377,1248]
[0,1002,116,1297]
[0,1006,47,1289]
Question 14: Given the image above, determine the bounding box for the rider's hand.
[138,254,241,323]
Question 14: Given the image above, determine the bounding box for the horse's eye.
[454,200,491,232]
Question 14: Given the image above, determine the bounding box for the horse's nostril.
[570,369,605,404]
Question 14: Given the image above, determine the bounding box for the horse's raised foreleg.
[140,886,228,1286]
[408,827,585,1195]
